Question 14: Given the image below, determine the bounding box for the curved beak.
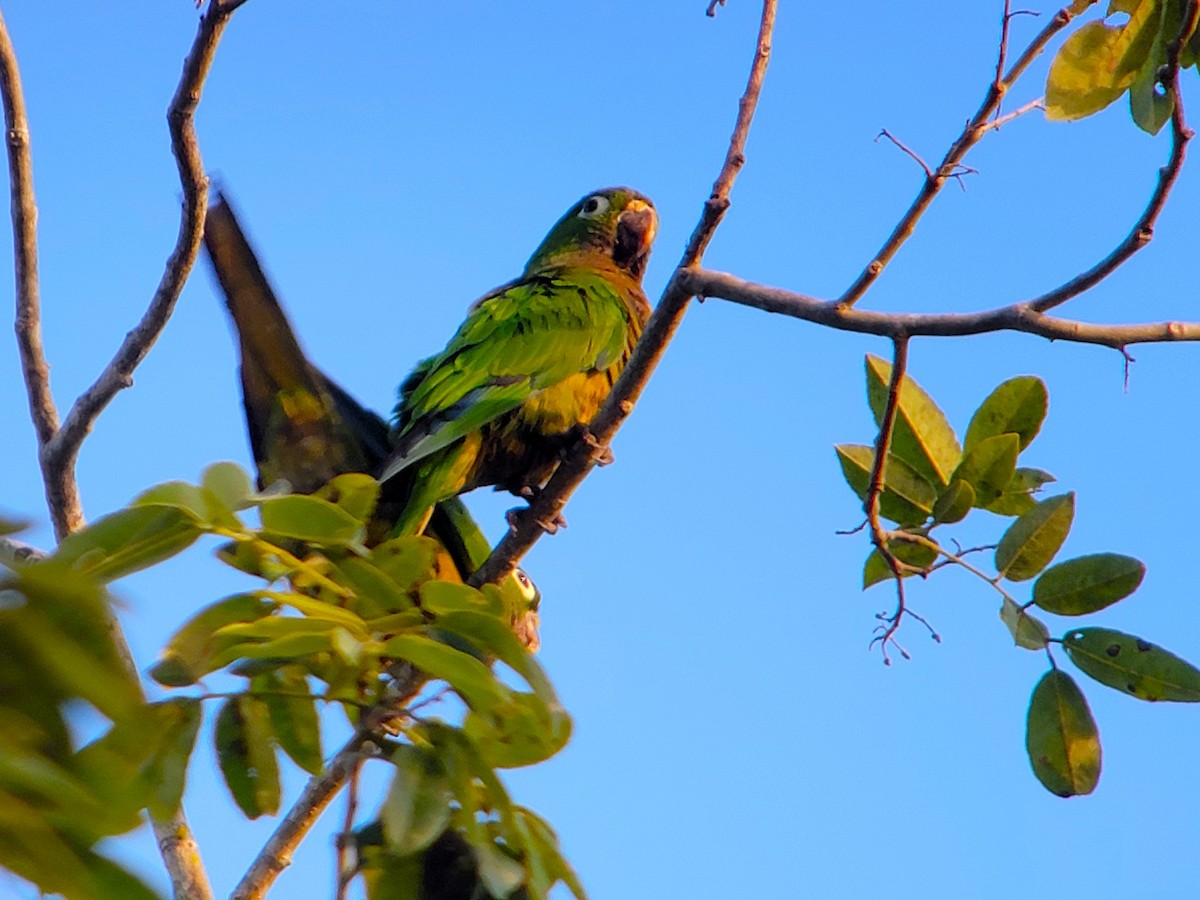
[613,200,657,277]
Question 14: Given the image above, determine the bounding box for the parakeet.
[203,195,540,637]
[380,187,657,536]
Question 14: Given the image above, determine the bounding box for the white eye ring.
[578,195,610,218]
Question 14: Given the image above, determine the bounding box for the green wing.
[382,268,631,482]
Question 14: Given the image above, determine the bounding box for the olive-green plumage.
[381,187,657,536]
[202,195,541,630]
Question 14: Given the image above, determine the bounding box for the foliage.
[8,464,573,899]
[836,357,1197,797]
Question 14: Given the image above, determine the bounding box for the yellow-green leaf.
[149,594,275,687]
[257,668,324,775]
[984,467,1056,517]
[862,537,938,589]
[1064,628,1200,701]
[995,493,1075,582]
[834,443,936,526]
[201,461,255,512]
[51,506,201,582]
[931,479,975,525]
[258,494,365,547]
[865,356,961,487]
[950,433,1019,507]
[381,745,452,856]
[315,473,381,525]
[1026,669,1101,797]
[964,376,1048,452]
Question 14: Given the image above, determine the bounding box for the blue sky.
[3,2,1200,897]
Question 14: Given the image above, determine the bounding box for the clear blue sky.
[3,2,1199,897]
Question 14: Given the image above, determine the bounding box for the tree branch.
[470,0,778,587]
[681,268,1200,349]
[837,2,1079,307]
[36,0,241,540]
[231,733,375,900]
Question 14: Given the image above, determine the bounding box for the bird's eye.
[516,570,532,590]
[577,195,609,219]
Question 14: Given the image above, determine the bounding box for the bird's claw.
[580,428,615,466]
[506,505,567,534]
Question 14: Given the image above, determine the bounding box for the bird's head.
[525,187,657,281]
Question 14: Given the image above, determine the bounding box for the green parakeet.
[203,195,539,641]
[380,186,657,536]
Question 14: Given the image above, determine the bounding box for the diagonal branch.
[36,0,241,540]
[837,2,1080,307]
[469,0,778,587]
[681,267,1200,348]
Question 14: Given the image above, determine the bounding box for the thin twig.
[876,129,933,178]
[1027,1,1197,314]
[231,732,376,900]
[681,267,1200,349]
[980,97,1044,133]
[0,10,75,533]
[334,759,363,900]
[38,0,241,539]
[864,337,910,664]
[470,0,778,587]
[838,3,1079,307]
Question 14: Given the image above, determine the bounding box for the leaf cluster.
[1046,0,1200,133]
[837,357,1200,797]
[21,463,575,899]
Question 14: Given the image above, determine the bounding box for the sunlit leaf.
[371,536,458,593]
[995,493,1075,582]
[515,807,588,900]
[1064,628,1200,701]
[950,433,1019,507]
[215,696,281,818]
[258,494,364,547]
[964,376,1048,452]
[315,473,381,525]
[381,634,510,714]
[1026,669,1101,797]
[133,481,241,530]
[865,355,962,487]
[51,506,201,582]
[201,461,255,512]
[1032,553,1146,615]
[834,444,936,525]
[984,467,1056,517]
[999,598,1051,650]
[149,594,274,687]
[333,557,416,618]
[420,580,504,618]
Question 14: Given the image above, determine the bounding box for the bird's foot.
[506,504,567,535]
[579,427,614,466]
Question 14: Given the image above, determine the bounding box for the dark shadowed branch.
[470,0,778,587]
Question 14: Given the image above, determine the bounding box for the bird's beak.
[613,200,657,275]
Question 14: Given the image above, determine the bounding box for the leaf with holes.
[1026,669,1101,797]
[865,355,961,488]
[1063,628,1200,701]
[995,493,1074,582]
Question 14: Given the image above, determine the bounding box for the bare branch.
[0,10,77,534]
[232,733,376,900]
[1027,1,1197,314]
[682,268,1200,348]
[838,3,1079,307]
[470,0,778,587]
[38,1,242,539]
[980,97,1044,133]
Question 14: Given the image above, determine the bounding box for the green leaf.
[380,634,510,714]
[1045,3,1161,120]
[984,467,1057,517]
[215,540,291,582]
[420,580,504,618]
[149,594,274,687]
[50,506,201,582]
[1032,553,1146,615]
[1128,0,1185,134]
[515,808,588,900]
[464,692,572,768]
[931,479,974,524]
[1026,669,1101,797]
[995,492,1075,582]
[1064,628,1200,701]
[834,444,936,526]
[202,461,255,512]
[381,745,452,856]
[370,536,457,593]
[133,481,241,530]
[862,537,938,589]
[999,598,1051,650]
[258,494,365,547]
[333,556,416,618]
[950,433,1019,507]
[865,355,962,487]
[214,696,281,818]
[264,591,370,637]
[257,668,324,775]
[964,376,1049,452]
[315,473,381,524]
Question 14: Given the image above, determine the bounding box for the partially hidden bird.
[203,194,539,645]
[380,186,657,537]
